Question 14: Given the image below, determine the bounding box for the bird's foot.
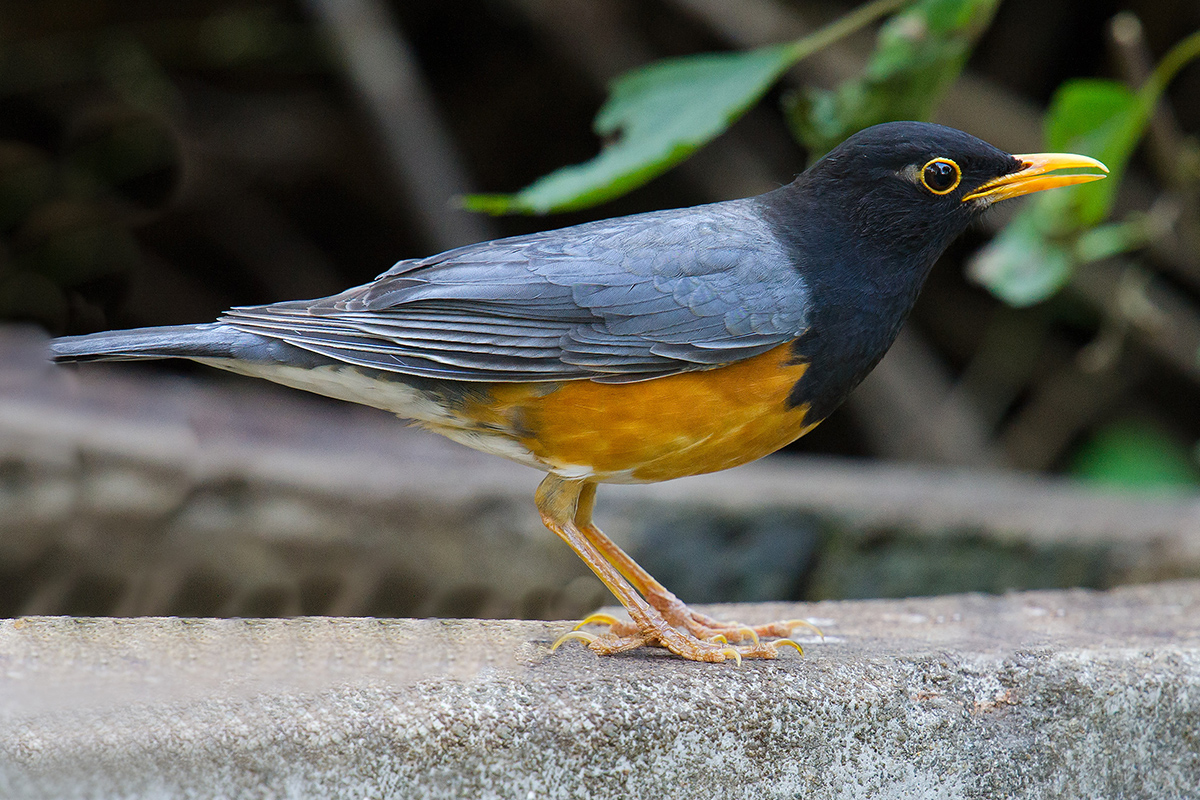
[564,606,807,662]
[683,612,823,644]
[574,596,822,646]
[536,476,814,663]
[552,624,802,663]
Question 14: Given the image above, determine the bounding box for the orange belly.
[430,342,817,483]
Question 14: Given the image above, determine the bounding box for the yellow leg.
[538,474,801,661]
[576,512,820,643]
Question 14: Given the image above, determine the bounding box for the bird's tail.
[49,323,269,364]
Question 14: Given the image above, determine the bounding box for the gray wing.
[221,198,811,383]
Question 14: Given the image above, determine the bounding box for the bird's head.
[763,122,1108,418]
[790,121,1108,270]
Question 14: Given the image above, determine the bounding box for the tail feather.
[49,323,267,364]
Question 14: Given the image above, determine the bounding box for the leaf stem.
[785,0,914,64]
[1139,26,1200,107]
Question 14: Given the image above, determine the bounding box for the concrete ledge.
[3,581,1199,799]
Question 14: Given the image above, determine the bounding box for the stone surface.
[2,581,1199,799]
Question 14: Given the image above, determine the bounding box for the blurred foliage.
[464,43,802,214]
[969,28,1200,306]
[1070,420,1200,492]
[464,0,907,214]
[786,0,1000,156]
[465,0,1004,214]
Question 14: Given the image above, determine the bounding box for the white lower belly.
[196,359,456,423]
[196,357,557,473]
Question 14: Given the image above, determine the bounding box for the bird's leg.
[539,474,798,660]
[537,474,756,662]
[574,514,816,644]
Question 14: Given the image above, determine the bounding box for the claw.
[574,613,621,631]
[771,638,804,657]
[707,633,729,644]
[720,646,742,666]
[737,626,760,645]
[785,619,825,639]
[551,630,598,652]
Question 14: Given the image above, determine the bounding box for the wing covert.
[222,198,811,383]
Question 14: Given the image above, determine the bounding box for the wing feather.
[221,198,810,382]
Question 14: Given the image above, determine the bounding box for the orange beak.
[961,153,1109,203]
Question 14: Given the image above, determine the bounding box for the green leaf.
[788,0,1001,157]
[969,79,1140,304]
[1071,420,1200,492]
[966,209,1073,307]
[1072,218,1154,263]
[1042,79,1140,227]
[1044,80,1135,153]
[464,0,913,215]
[969,82,1147,304]
[969,207,1153,308]
[972,29,1200,306]
[464,45,797,215]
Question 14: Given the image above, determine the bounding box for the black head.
[765,120,1108,297]
[761,121,1107,420]
[822,121,1010,243]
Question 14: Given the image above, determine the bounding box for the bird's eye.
[921,158,961,195]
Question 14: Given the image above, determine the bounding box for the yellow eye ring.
[921,158,961,195]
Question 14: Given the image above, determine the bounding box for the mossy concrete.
[2,581,1199,799]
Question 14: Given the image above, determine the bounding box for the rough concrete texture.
[2,581,1199,799]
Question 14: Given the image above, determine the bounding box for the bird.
[50,121,1107,662]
